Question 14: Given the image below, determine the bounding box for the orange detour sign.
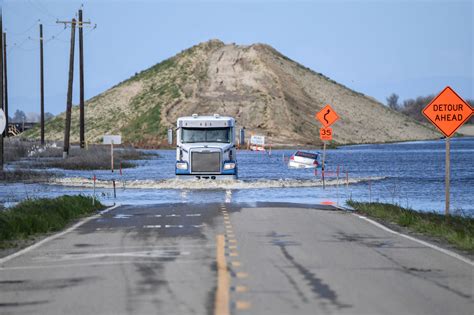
[422,86,473,137]
[320,127,333,141]
[316,104,339,128]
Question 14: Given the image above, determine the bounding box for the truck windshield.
[181,127,231,143]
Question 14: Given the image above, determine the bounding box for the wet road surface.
[0,203,472,314]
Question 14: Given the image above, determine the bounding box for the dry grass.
[0,169,54,182]
[3,139,32,162]
[34,145,150,170]
[2,139,153,172]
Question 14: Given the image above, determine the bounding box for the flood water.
[1,137,473,216]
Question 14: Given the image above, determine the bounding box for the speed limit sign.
[319,127,332,141]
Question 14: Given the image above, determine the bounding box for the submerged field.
[0,138,473,218]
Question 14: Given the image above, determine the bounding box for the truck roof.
[177,114,235,128]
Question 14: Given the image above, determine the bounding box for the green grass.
[347,201,474,252]
[129,57,176,82]
[121,79,182,142]
[0,196,105,249]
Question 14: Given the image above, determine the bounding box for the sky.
[2,0,473,116]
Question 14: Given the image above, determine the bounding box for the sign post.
[316,105,339,189]
[103,135,122,173]
[422,86,473,216]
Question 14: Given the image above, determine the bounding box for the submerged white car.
[288,151,321,169]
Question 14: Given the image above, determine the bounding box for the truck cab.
[175,114,237,179]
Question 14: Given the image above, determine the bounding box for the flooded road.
[1,203,472,315]
[1,137,473,215]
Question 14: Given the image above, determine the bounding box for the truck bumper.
[175,174,238,180]
[175,161,237,180]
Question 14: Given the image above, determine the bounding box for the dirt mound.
[27,39,437,146]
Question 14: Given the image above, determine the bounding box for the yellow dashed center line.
[214,235,230,315]
[236,301,252,310]
[217,206,251,313]
[235,285,247,293]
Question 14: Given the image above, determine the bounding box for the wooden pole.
[40,24,45,145]
[78,9,85,149]
[3,32,8,138]
[0,11,4,171]
[445,137,450,216]
[111,142,114,172]
[63,19,76,159]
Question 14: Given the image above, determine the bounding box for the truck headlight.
[176,162,188,170]
[224,162,236,170]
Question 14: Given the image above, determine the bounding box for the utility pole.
[3,32,8,139]
[0,10,4,171]
[78,9,85,148]
[57,15,91,154]
[40,24,45,145]
[59,18,76,159]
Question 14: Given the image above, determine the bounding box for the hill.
[25,39,438,146]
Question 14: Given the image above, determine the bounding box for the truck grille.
[191,152,221,173]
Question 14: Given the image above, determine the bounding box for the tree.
[44,112,54,121]
[401,95,434,122]
[467,99,474,124]
[12,110,26,123]
[386,93,400,111]
[26,112,40,122]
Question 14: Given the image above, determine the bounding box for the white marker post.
[111,141,114,172]
[0,109,5,134]
[0,109,6,171]
[103,135,122,173]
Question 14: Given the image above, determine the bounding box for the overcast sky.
[2,0,473,116]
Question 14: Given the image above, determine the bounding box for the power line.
[5,19,40,37]
[27,0,59,20]
[8,25,71,53]
[8,37,33,53]
[83,24,98,37]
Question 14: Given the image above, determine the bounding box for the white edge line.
[0,204,121,266]
[354,213,474,267]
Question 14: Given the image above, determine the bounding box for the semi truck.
[175,114,238,179]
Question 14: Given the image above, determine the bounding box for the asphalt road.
[0,203,472,315]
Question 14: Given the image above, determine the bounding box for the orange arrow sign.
[316,104,339,128]
[422,86,473,137]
